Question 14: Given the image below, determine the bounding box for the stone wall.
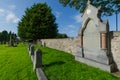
[37,37,80,55]
[37,31,120,71]
[110,31,120,70]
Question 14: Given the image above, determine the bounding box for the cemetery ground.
[36,45,120,80]
[0,43,120,80]
[0,43,37,80]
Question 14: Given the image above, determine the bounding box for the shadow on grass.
[43,61,65,68]
[5,45,18,47]
[42,52,49,54]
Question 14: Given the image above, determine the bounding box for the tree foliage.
[56,33,68,38]
[59,0,120,16]
[0,30,17,44]
[18,3,58,40]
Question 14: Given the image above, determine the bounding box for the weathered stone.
[9,35,14,47]
[110,31,120,71]
[30,45,34,55]
[34,49,42,70]
[43,42,46,47]
[37,38,80,55]
[75,1,116,72]
[36,32,120,72]
[28,43,31,51]
[36,68,48,80]
[39,40,42,46]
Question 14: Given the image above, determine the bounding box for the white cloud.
[68,24,75,29]
[59,24,78,37]
[74,14,82,23]
[67,25,76,36]
[0,9,5,16]
[55,11,61,18]
[6,12,20,23]
[9,5,16,10]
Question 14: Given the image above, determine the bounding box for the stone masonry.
[37,37,80,55]
[36,2,120,73]
[37,31,120,72]
[110,31,120,71]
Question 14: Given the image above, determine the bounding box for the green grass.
[0,43,37,80]
[35,45,120,80]
[0,43,119,80]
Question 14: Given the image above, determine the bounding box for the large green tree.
[18,3,58,40]
[59,0,120,16]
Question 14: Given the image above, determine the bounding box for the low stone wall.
[110,31,120,70]
[28,44,47,80]
[37,31,120,71]
[37,37,80,55]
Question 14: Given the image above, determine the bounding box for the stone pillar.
[101,32,107,49]
[30,45,34,55]
[34,49,42,70]
[79,35,83,48]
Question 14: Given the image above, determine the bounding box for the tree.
[56,33,68,38]
[2,30,9,42]
[0,30,17,44]
[0,30,9,43]
[58,0,120,16]
[18,3,58,40]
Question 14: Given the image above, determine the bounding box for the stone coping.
[36,68,47,80]
[28,44,48,80]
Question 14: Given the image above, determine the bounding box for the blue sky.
[0,0,119,37]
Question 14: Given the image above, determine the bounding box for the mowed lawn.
[0,43,120,80]
[35,45,120,80]
[0,43,37,80]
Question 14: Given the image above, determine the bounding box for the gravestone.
[28,43,31,51]
[9,34,14,47]
[30,45,34,55]
[34,49,42,70]
[75,1,115,72]
[43,42,46,47]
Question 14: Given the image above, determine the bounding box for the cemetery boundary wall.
[37,37,80,55]
[37,31,120,71]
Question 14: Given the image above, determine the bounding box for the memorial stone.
[75,1,115,72]
[30,45,34,55]
[34,49,42,70]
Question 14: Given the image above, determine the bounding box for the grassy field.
[35,45,120,80]
[0,43,37,80]
[0,43,120,80]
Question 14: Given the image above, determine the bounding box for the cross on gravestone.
[30,45,34,55]
[34,49,42,70]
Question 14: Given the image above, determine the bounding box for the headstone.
[30,45,34,55]
[34,49,42,70]
[28,43,31,51]
[9,35,14,47]
[43,42,46,47]
[75,1,115,72]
